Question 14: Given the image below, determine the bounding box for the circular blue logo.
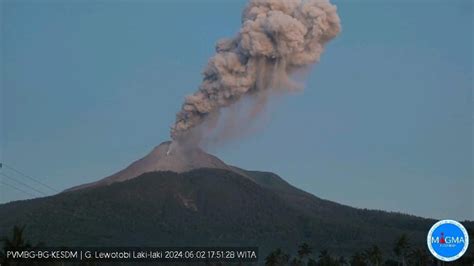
[427,219,469,261]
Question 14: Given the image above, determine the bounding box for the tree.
[364,245,382,266]
[393,234,409,266]
[317,250,339,266]
[298,243,313,259]
[265,250,279,266]
[349,252,366,266]
[407,248,429,266]
[0,225,42,266]
[290,257,302,266]
[337,256,347,266]
[297,242,312,265]
[307,258,318,266]
[265,248,290,266]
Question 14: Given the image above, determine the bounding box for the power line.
[0,164,109,223]
[0,174,94,221]
[0,172,47,196]
[0,165,136,224]
[1,181,99,222]
[0,179,96,222]
[1,163,58,193]
[0,180,37,198]
[0,175,92,219]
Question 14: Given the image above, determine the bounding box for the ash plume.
[171,0,341,145]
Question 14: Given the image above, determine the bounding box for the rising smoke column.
[171,0,341,144]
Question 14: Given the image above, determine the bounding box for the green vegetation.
[1,225,473,265]
[265,237,474,266]
[0,168,473,264]
[0,225,45,266]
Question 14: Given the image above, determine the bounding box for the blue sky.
[1,0,472,220]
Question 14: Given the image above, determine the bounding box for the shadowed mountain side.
[235,167,437,233]
[1,168,467,258]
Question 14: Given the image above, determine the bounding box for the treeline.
[264,235,474,266]
[1,226,473,266]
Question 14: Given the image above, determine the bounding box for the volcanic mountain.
[0,141,473,259]
[65,141,243,191]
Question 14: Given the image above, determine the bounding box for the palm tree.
[365,245,382,266]
[337,256,347,266]
[297,242,312,265]
[307,258,318,266]
[298,243,312,259]
[1,225,32,248]
[317,250,338,266]
[265,250,279,266]
[393,234,409,266]
[349,252,366,266]
[290,257,302,266]
[408,248,429,266]
[265,248,289,266]
[0,225,41,266]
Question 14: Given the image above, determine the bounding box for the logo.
[427,219,469,262]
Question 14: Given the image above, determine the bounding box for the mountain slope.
[1,170,305,249]
[1,168,462,258]
[66,141,240,191]
[1,143,472,258]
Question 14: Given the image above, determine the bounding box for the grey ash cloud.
[171,0,341,146]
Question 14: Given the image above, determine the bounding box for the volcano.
[65,141,260,192]
[0,142,473,259]
[65,141,243,191]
